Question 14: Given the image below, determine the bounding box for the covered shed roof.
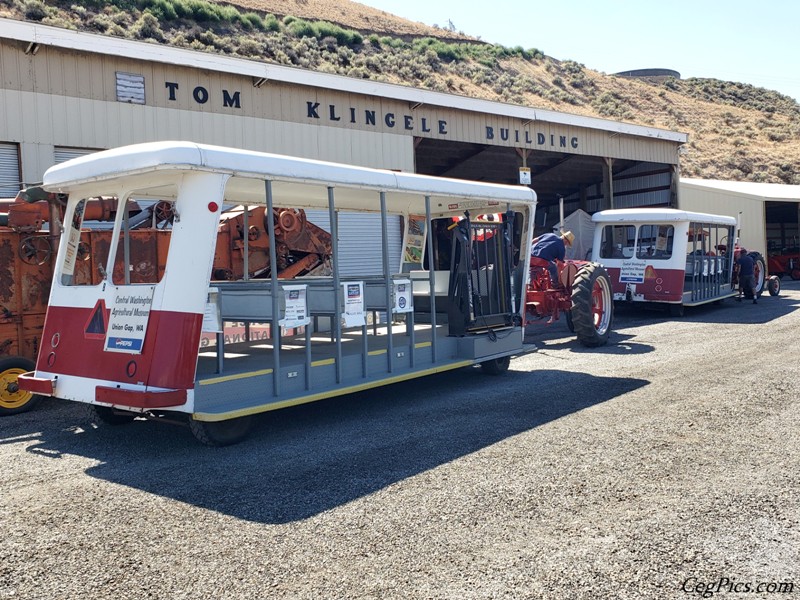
[681,178,800,201]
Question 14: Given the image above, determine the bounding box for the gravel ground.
[2,281,800,600]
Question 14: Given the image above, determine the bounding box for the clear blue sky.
[357,0,800,102]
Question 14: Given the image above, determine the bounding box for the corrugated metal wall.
[551,162,673,223]
[0,142,20,196]
[54,146,96,163]
[608,162,673,209]
[679,184,767,257]
[304,210,403,277]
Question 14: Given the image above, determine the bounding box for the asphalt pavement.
[2,281,799,599]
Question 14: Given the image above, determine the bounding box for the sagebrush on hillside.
[3,0,798,183]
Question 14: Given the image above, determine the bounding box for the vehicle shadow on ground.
[524,319,655,355]
[612,292,800,327]
[9,368,648,524]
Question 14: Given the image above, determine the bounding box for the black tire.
[570,263,613,347]
[791,269,800,281]
[564,311,575,333]
[481,355,511,375]
[668,303,685,317]
[189,415,253,446]
[768,276,781,297]
[0,356,42,416]
[749,252,766,298]
[91,405,137,425]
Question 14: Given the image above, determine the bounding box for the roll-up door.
[0,143,21,197]
[54,147,97,164]
[305,211,403,277]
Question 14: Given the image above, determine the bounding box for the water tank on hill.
[615,68,681,82]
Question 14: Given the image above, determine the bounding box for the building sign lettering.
[306,102,446,134]
[306,100,577,148]
[157,77,580,150]
[165,81,241,108]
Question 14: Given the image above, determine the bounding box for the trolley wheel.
[189,415,253,446]
[480,355,510,375]
[570,263,613,347]
[668,303,685,317]
[90,405,137,426]
[0,357,42,416]
[768,276,781,297]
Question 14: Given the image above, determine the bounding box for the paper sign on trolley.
[342,281,365,327]
[104,286,155,354]
[393,279,413,314]
[280,284,310,328]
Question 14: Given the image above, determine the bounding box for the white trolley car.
[21,142,538,445]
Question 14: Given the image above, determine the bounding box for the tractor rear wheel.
[0,357,42,416]
[564,311,575,333]
[749,252,767,298]
[570,263,613,347]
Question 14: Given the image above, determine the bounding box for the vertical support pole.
[380,191,393,374]
[243,206,250,341]
[579,186,589,213]
[425,196,437,363]
[265,180,281,397]
[304,324,311,390]
[603,157,615,210]
[671,162,681,209]
[123,201,130,285]
[329,187,343,384]
[243,205,250,281]
[215,331,224,374]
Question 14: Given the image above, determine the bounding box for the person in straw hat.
[530,230,574,287]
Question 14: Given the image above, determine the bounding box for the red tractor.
[525,257,614,347]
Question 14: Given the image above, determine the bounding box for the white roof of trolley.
[592,208,737,226]
[42,141,537,211]
[1,18,687,144]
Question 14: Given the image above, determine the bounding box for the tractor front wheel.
[570,263,613,347]
[768,276,781,297]
[0,357,42,416]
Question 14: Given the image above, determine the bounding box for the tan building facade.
[0,17,686,226]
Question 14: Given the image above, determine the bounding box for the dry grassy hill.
[4,0,799,184]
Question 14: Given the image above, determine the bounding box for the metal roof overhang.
[1,18,687,143]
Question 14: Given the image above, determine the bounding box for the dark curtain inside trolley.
[447,211,516,335]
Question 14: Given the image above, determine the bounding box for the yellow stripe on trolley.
[194,360,474,421]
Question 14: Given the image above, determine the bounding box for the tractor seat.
[529,256,550,268]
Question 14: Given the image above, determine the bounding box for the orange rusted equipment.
[213,206,332,281]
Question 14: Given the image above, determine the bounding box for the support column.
[603,157,615,210]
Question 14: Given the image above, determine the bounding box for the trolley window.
[599,224,637,259]
[636,225,674,260]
